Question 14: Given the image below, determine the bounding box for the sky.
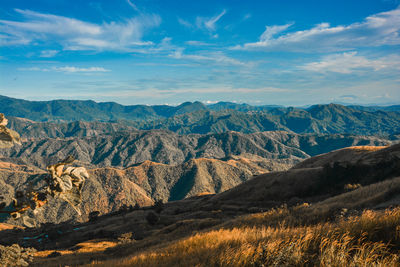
[0,0,400,106]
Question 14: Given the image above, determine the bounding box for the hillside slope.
[0,155,288,225]
[0,130,391,168]
[213,144,400,208]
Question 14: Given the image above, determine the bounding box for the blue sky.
[0,0,399,106]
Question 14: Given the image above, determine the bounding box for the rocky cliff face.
[0,114,20,148]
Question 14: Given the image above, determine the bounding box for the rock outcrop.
[0,114,20,148]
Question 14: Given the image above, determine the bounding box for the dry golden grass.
[34,249,73,258]
[194,192,214,197]
[34,240,118,258]
[346,146,387,152]
[72,241,118,253]
[0,223,24,231]
[87,206,400,267]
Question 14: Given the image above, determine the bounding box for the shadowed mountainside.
[213,144,400,209]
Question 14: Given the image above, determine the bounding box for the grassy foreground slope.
[93,207,400,267]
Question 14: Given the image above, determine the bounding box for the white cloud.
[179,10,227,33]
[300,52,400,73]
[234,7,400,52]
[126,0,139,12]
[196,10,226,32]
[53,66,110,73]
[259,23,293,42]
[128,36,176,54]
[18,67,43,71]
[339,94,358,101]
[169,49,251,66]
[178,18,193,28]
[185,40,211,46]
[18,66,110,73]
[40,50,59,58]
[0,9,161,51]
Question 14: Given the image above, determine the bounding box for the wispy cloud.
[178,10,226,34]
[39,50,59,58]
[128,36,177,54]
[233,7,400,52]
[185,40,211,46]
[126,0,139,12]
[54,66,110,73]
[339,94,358,101]
[300,52,400,73]
[18,67,42,71]
[178,18,193,28]
[196,10,226,32]
[169,49,251,66]
[0,9,160,51]
[18,66,110,73]
[243,13,252,21]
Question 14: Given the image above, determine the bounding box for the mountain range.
[0,130,392,169]
[2,95,400,136]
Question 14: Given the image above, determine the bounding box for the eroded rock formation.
[0,114,20,148]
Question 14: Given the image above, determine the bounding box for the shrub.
[119,204,129,213]
[118,232,134,244]
[145,211,159,225]
[0,244,36,267]
[344,183,362,191]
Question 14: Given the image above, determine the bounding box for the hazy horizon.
[1,0,400,106]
